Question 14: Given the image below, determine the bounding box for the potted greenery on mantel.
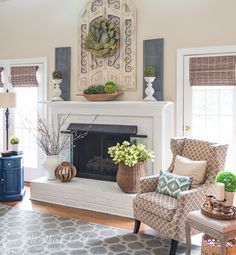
[52,70,63,101]
[52,70,63,81]
[144,65,157,101]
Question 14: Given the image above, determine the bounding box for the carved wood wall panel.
[78,0,136,91]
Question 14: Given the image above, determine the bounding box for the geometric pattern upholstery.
[133,138,228,241]
[134,192,177,222]
[157,170,192,197]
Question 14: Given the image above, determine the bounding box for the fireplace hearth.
[67,123,140,182]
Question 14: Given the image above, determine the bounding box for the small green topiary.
[144,66,156,77]
[215,171,236,192]
[104,84,116,94]
[10,136,19,145]
[84,82,117,95]
[104,81,117,94]
[94,85,105,94]
[85,85,105,94]
[87,86,97,94]
[104,81,116,87]
[52,70,63,79]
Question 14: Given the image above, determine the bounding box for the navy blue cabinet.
[0,155,25,201]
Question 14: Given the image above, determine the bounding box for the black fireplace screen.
[66,123,141,182]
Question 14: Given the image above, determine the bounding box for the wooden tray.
[78,91,123,101]
[201,205,236,220]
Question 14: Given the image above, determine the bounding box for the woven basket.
[116,162,147,193]
[201,234,236,255]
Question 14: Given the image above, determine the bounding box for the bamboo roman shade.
[0,67,3,87]
[11,66,38,87]
[189,56,236,86]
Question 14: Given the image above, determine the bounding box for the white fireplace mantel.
[31,100,174,218]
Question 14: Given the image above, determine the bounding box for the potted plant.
[82,81,123,101]
[108,141,154,193]
[33,114,96,180]
[52,70,63,81]
[215,171,236,206]
[104,81,117,94]
[144,65,157,101]
[144,65,156,78]
[52,70,63,101]
[10,136,19,152]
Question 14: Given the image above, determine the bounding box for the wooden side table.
[185,210,236,255]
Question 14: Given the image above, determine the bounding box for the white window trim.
[176,45,236,136]
[2,57,47,100]
[0,57,47,180]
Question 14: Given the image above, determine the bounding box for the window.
[13,85,39,169]
[0,67,5,152]
[11,66,39,169]
[191,86,236,169]
[180,51,236,170]
[0,59,47,180]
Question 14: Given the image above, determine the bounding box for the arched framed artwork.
[78,0,136,91]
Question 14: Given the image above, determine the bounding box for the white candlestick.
[215,183,225,201]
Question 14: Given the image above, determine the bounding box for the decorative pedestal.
[144,77,156,101]
[52,79,63,101]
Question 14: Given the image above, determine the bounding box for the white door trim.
[0,57,47,103]
[176,45,236,136]
[0,57,48,180]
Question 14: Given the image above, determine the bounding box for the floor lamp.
[0,92,16,151]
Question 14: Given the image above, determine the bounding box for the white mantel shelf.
[42,100,172,115]
[42,100,171,106]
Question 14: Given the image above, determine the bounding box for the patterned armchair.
[133,138,228,255]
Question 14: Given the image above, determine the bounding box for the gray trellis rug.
[0,205,200,255]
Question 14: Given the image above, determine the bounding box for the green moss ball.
[215,171,236,192]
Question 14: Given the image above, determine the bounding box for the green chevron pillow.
[157,170,192,197]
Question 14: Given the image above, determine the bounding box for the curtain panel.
[189,56,236,86]
[11,66,38,87]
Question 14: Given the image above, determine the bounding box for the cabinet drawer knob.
[8,162,11,166]
[1,178,3,184]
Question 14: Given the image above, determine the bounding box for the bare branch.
[23,113,97,156]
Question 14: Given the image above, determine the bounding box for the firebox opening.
[66,123,144,182]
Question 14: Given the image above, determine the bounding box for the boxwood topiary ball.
[215,171,236,192]
[104,84,116,94]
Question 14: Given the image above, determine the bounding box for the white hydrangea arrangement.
[108,141,154,167]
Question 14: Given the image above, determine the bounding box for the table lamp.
[0,91,16,151]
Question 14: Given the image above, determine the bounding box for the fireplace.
[66,123,143,182]
[31,101,173,217]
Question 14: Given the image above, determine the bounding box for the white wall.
[0,0,236,101]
